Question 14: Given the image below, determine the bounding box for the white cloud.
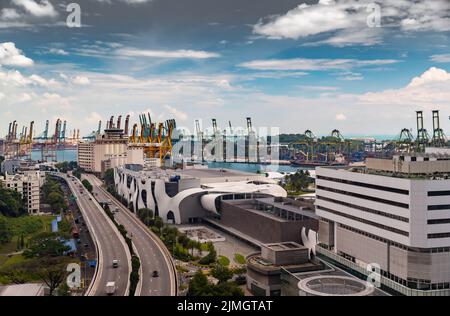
[48,48,69,56]
[407,67,450,88]
[116,48,220,59]
[0,42,34,67]
[12,0,58,18]
[253,0,450,46]
[73,76,90,85]
[361,67,450,107]
[431,54,450,63]
[335,113,347,121]
[239,58,399,71]
[1,8,21,20]
[86,112,103,124]
[0,92,5,101]
[164,105,188,121]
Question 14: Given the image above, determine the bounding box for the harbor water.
[31,149,306,173]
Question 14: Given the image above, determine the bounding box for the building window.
[428,190,450,197]
[427,218,450,225]
[428,232,450,239]
[317,175,409,195]
[428,205,450,211]
[317,205,409,236]
[317,185,409,209]
[317,195,409,223]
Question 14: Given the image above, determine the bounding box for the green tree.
[35,258,71,296]
[0,185,27,217]
[23,233,70,258]
[199,242,217,265]
[0,215,12,244]
[153,216,164,234]
[187,270,210,296]
[104,168,115,193]
[81,179,93,193]
[211,264,233,283]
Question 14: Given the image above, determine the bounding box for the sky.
[0,0,450,138]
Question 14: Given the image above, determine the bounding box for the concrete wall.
[220,201,317,244]
[336,225,389,271]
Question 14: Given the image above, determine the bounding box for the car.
[84,243,89,248]
[105,282,116,296]
[152,270,159,278]
[112,260,119,268]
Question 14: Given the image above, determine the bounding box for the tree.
[35,258,70,296]
[0,215,12,244]
[137,208,154,225]
[0,185,27,217]
[211,264,233,283]
[104,168,115,193]
[187,270,210,296]
[153,216,164,234]
[198,242,217,265]
[284,170,312,193]
[81,179,93,193]
[24,233,70,258]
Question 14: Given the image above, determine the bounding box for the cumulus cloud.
[253,0,450,46]
[12,0,58,18]
[361,67,450,106]
[0,42,34,67]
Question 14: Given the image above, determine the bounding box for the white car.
[105,282,116,296]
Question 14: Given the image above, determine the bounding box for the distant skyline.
[1,0,450,137]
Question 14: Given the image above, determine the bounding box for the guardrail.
[49,172,100,296]
[96,184,178,296]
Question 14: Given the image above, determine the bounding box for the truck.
[105,282,116,296]
[71,226,80,239]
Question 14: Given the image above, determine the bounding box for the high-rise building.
[316,153,450,296]
[77,127,143,174]
[0,170,45,214]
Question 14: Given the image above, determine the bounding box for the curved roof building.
[114,166,287,224]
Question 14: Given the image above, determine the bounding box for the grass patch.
[8,215,55,236]
[234,253,246,265]
[1,254,29,269]
[218,255,230,267]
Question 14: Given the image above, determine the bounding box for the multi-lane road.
[62,174,131,296]
[84,174,177,296]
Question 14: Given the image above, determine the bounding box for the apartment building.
[0,170,45,214]
[78,128,143,174]
[315,153,450,295]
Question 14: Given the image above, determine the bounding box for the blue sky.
[1,0,450,137]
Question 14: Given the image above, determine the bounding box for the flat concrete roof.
[177,168,257,179]
[0,283,45,296]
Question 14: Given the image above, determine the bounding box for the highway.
[84,174,177,296]
[62,174,131,296]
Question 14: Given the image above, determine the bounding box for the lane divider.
[95,181,178,296]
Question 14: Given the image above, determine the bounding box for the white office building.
[315,153,450,295]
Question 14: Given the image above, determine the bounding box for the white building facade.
[114,166,287,225]
[316,155,450,295]
[1,170,45,214]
